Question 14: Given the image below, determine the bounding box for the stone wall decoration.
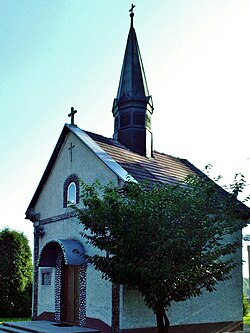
[79,265,87,327]
[34,225,45,238]
[40,212,76,226]
[54,251,63,323]
[32,232,39,321]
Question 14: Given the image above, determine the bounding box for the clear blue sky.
[1,0,250,274]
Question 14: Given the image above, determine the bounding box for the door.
[61,265,80,323]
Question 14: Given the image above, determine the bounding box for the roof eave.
[25,125,70,218]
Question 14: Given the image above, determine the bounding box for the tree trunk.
[156,306,170,333]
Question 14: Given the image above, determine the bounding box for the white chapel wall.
[35,131,118,323]
[35,132,118,220]
[37,267,56,315]
[86,265,113,325]
[121,230,243,329]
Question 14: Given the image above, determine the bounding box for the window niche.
[68,182,76,205]
[133,112,145,126]
[63,174,80,208]
[41,268,52,285]
[120,113,131,127]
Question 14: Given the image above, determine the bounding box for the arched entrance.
[61,264,80,323]
[37,239,87,326]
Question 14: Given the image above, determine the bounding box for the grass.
[245,315,250,326]
[0,318,31,325]
[243,315,250,333]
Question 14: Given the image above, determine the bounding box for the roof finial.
[129,4,135,28]
[68,106,77,126]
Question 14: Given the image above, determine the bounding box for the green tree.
[243,277,249,297]
[76,174,249,333]
[243,293,250,316]
[0,228,32,317]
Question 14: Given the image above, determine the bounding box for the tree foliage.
[75,174,249,333]
[0,228,33,317]
[243,277,249,297]
[243,293,250,317]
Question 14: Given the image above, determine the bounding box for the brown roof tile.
[86,131,195,185]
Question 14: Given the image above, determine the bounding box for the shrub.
[243,293,249,316]
[0,228,32,317]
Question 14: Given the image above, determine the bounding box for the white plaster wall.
[34,131,118,322]
[121,289,154,328]
[39,218,83,248]
[86,265,112,326]
[121,233,243,329]
[35,132,118,220]
[33,130,243,329]
[37,267,55,315]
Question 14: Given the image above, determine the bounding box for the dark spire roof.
[112,7,153,158]
[115,14,150,102]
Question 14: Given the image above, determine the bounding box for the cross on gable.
[68,107,77,125]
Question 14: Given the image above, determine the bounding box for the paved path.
[1,321,249,333]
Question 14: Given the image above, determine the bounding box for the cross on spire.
[68,107,77,125]
[129,4,135,28]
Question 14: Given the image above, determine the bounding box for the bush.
[0,228,32,317]
[243,293,249,316]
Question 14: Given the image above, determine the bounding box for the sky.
[1,0,250,275]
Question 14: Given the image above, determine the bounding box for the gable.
[26,125,125,220]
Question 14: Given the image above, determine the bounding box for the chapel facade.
[26,7,245,333]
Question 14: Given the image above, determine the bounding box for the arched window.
[63,174,79,208]
[67,182,76,205]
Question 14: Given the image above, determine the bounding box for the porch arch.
[37,239,87,267]
[37,239,87,326]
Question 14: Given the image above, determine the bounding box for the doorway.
[61,265,80,323]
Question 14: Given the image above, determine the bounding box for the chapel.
[25,7,246,333]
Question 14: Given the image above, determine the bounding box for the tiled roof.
[85,130,250,219]
[26,125,250,220]
[86,131,196,185]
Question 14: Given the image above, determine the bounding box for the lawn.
[245,315,250,326]
[243,315,250,333]
[0,318,31,325]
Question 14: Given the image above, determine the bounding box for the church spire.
[112,5,154,157]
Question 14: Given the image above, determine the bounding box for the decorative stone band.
[79,265,87,326]
[54,251,63,323]
[39,212,77,225]
[32,233,39,321]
